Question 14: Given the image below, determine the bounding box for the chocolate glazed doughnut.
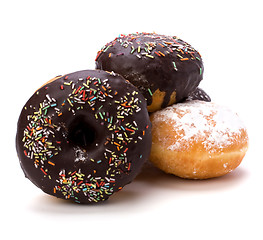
[186,87,211,102]
[16,70,152,203]
[95,32,204,112]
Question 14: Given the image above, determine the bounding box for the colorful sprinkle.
[96,32,203,74]
[21,72,149,203]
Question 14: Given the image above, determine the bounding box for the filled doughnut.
[150,100,248,179]
[95,32,204,112]
[16,70,152,203]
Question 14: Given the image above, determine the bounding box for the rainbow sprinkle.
[96,32,202,72]
[21,72,149,203]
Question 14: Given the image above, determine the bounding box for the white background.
[1,0,262,239]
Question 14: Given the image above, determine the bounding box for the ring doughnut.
[95,32,204,112]
[16,70,152,203]
[185,87,211,102]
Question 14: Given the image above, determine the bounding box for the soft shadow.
[135,162,249,192]
[28,194,105,215]
[27,185,145,215]
[27,163,249,215]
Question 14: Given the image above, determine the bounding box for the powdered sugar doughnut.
[150,100,248,179]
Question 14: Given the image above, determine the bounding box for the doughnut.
[16,70,152,203]
[149,100,248,179]
[95,32,204,112]
[185,87,211,102]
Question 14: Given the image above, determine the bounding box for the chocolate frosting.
[95,33,204,111]
[185,87,211,102]
[16,70,152,203]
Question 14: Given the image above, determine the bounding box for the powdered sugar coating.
[152,100,247,152]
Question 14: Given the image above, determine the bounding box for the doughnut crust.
[95,32,204,112]
[16,70,152,203]
[150,101,248,179]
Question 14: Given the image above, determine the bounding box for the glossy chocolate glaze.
[95,33,204,112]
[186,87,211,102]
[16,70,152,203]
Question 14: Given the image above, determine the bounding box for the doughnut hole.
[67,115,97,151]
